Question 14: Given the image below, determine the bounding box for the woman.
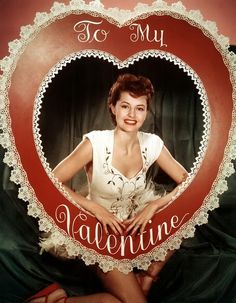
[26,74,188,303]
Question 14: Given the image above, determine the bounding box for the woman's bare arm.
[53,138,92,183]
[156,146,188,184]
[53,139,125,234]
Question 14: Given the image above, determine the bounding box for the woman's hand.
[124,201,159,235]
[56,182,125,236]
[89,201,125,235]
[125,185,181,235]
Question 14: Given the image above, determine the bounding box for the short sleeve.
[141,132,164,166]
[82,131,104,178]
[82,130,110,159]
[83,131,96,146]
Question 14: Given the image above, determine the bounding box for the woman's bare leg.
[29,290,121,303]
[29,267,146,303]
[57,268,147,303]
[65,293,121,303]
[149,250,175,275]
[137,249,175,294]
[66,266,147,303]
[28,250,174,303]
[96,268,148,303]
[27,288,66,303]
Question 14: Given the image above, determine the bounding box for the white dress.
[84,130,164,221]
[40,130,164,257]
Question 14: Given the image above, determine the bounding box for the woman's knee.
[100,293,122,303]
[108,290,146,303]
[99,292,145,303]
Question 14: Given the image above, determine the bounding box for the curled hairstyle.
[107,73,154,125]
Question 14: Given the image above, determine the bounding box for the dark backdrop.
[39,56,203,190]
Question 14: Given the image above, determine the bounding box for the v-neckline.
[110,130,144,181]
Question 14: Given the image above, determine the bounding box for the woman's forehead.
[118,91,147,104]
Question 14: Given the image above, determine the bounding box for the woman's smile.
[124,119,137,125]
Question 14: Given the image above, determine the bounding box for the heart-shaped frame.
[0,0,236,273]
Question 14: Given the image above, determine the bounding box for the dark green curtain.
[0,50,235,302]
[39,56,203,189]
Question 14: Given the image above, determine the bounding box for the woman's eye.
[137,107,145,111]
[121,105,129,109]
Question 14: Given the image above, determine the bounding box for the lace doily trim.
[0,0,236,273]
[33,49,210,208]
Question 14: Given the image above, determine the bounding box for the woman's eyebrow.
[119,101,146,107]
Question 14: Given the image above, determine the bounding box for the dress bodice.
[83,130,163,220]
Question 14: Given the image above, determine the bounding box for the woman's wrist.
[152,189,176,210]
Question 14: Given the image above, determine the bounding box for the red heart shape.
[5,9,233,271]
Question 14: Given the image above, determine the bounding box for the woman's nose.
[128,107,135,117]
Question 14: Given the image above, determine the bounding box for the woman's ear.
[110,104,116,115]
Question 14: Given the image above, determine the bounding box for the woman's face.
[111,91,148,132]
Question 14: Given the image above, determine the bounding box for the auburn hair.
[107,73,154,124]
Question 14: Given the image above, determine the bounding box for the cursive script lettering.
[55,204,189,257]
[73,20,109,43]
[129,23,167,47]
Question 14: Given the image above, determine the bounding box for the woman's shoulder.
[139,131,164,161]
[139,131,163,143]
[83,130,113,141]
